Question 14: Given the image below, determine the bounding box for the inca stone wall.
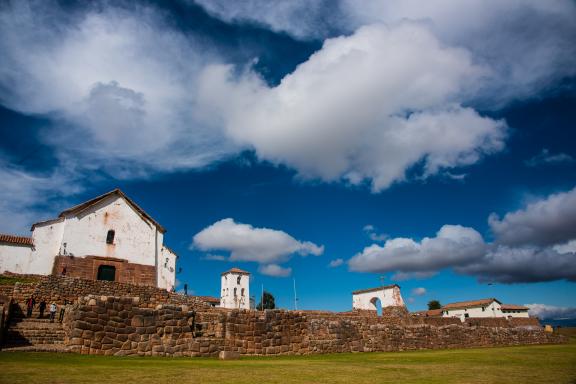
[64,296,566,357]
[64,296,223,356]
[5,274,210,317]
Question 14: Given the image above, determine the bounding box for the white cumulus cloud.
[199,22,506,191]
[349,225,486,273]
[526,304,576,320]
[411,287,427,296]
[194,0,576,105]
[489,187,576,247]
[192,218,323,275]
[525,149,575,167]
[258,264,292,277]
[0,160,84,235]
[328,258,344,268]
[457,245,576,283]
[349,186,576,283]
[0,1,238,179]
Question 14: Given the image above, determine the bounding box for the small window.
[237,276,241,285]
[234,288,237,296]
[241,288,245,297]
[106,230,115,244]
[482,307,485,312]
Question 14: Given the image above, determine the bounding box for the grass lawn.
[1,341,575,384]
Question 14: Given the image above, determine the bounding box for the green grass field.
[1,341,575,384]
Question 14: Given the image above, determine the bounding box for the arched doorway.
[370,297,382,316]
[97,265,116,281]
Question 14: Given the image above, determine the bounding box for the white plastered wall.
[501,310,530,318]
[28,220,65,274]
[0,243,33,274]
[443,301,504,322]
[60,195,157,266]
[220,272,250,309]
[352,286,405,311]
[158,245,177,291]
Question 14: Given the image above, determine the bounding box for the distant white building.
[220,268,250,309]
[500,304,530,318]
[0,189,177,290]
[352,285,405,311]
[442,298,529,321]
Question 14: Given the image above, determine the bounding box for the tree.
[428,300,442,310]
[257,291,275,310]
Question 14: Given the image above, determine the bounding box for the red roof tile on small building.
[199,296,220,304]
[413,308,443,317]
[443,298,500,310]
[501,304,529,311]
[221,268,251,275]
[352,285,400,295]
[0,233,34,247]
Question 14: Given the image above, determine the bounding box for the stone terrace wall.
[64,296,222,356]
[64,297,566,357]
[509,317,541,328]
[465,318,512,328]
[2,274,211,315]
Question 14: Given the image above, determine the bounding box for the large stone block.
[219,351,239,360]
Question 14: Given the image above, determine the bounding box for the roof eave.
[58,189,166,233]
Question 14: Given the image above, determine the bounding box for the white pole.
[293,278,298,310]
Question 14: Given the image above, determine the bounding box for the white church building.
[0,189,177,290]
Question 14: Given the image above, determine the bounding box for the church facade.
[0,189,177,290]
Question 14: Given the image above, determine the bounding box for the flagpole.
[293,278,298,310]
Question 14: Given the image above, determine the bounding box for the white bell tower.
[220,268,250,309]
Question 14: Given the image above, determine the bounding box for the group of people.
[25,296,68,323]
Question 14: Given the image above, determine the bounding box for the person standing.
[58,300,67,322]
[38,299,47,318]
[49,302,57,323]
[26,296,36,318]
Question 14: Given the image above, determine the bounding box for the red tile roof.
[352,285,400,295]
[412,309,443,317]
[199,296,220,304]
[221,268,251,275]
[443,298,500,310]
[501,304,529,311]
[0,233,34,246]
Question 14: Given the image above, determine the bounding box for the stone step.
[10,317,61,323]
[1,344,71,353]
[8,324,64,332]
[6,331,65,339]
[4,336,64,343]
[5,331,65,339]
[10,321,63,326]
[3,338,65,345]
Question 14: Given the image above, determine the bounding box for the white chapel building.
[0,189,177,290]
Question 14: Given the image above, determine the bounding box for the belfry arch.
[352,285,405,314]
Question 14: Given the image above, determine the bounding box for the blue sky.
[0,0,575,318]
